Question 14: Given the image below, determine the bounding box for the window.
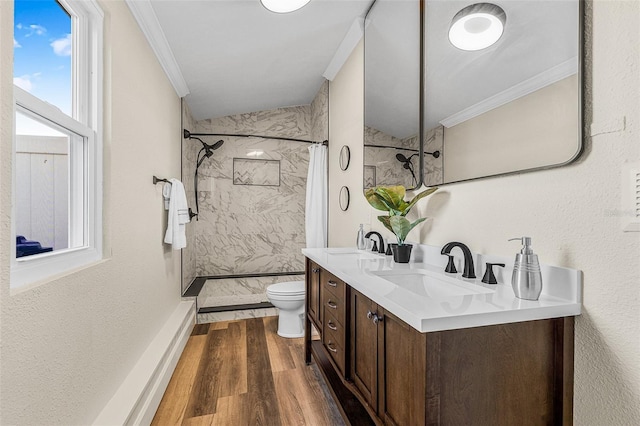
[12,0,103,289]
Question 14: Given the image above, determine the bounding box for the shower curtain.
[305,144,328,248]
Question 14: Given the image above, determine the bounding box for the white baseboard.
[93,300,196,426]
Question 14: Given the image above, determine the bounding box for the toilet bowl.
[266,281,305,338]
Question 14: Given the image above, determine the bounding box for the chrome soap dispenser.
[509,237,543,301]
[356,224,366,250]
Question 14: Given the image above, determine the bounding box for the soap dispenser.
[356,224,366,250]
[509,237,543,301]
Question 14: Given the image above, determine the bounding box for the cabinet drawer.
[321,270,345,299]
[322,289,345,326]
[323,310,344,348]
[323,334,345,376]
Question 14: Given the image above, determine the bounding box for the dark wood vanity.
[304,258,575,426]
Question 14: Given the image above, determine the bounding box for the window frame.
[11,0,104,290]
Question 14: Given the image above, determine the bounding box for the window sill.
[10,251,109,296]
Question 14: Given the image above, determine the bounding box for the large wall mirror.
[364,0,583,189]
[364,0,422,190]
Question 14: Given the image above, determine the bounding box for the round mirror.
[339,186,350,211]
[339,145,351,171]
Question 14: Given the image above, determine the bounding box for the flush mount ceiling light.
[261,0,311,13]
[448,3,506,51]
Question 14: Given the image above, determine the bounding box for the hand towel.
[162,182,171,210]
[164,178,190,249]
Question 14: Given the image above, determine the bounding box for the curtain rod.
[364,143,440,158]
[184,129,327,145]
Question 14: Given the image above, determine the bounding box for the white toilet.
[266,280,306,338]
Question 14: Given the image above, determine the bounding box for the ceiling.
[147,0,372,121]
[134,0,579,133]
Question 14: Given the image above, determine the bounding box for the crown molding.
[440,57,578,128]
[323,17,365,81]
[125,0,190,97]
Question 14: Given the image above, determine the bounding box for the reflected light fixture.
[448,3,506,51]
[261,0,311,13]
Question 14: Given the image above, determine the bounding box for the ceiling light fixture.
[260,0,311,14]
[448,3,506,51]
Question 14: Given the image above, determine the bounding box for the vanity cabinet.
[320,269,347,375]
[306,259,321,327]
[304,258,575,426]
[351,289,427,426]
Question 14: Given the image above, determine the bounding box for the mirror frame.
[364,0,584,189]
[422,0,584,186]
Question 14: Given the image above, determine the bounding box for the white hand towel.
[162,182,171,210]
[164,178,190,249]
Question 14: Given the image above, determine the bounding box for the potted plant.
[365,185,438,263]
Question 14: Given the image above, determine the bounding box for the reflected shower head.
[396,152,417,163]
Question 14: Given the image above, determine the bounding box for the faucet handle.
[443,254,457,274]
[482,263,505,285]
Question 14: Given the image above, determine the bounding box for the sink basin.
[371,269,493,298]
[326,249,381,259]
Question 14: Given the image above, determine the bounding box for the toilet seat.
[266,280,305,297]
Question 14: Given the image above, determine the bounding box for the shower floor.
[196,274,305,324]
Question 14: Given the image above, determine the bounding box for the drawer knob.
[328,280,338,287]
[373,314,383,324]
[312,268,320,273]
[327,300,337,309]
[326,342,338,353]
[327,321,337,331]
[367,310,373,320]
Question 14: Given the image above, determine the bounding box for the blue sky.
[14,0,72,121]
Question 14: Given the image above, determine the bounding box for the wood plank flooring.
[152,316,345,426]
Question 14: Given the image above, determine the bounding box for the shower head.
[184,130,224,152]
[208,139,224,150]
[195,137,224,152]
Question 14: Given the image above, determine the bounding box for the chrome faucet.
[441,242,476,279]
[365,231,385,254]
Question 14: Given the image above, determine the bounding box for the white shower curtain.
[305,144,328,248]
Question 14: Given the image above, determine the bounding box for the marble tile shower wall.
[364,125,444,189]
[364,126,417,188]
[182,102,198,294]
[190,83,328,277]
[423,125,444,187]
[310,80,329,143]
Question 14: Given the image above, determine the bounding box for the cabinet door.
[377,309,427,426]
[307,261,321,326]
[350,289,378,411]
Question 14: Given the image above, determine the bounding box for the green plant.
[365,185,438,245]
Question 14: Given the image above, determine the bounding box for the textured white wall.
[0,0,183,424]
[328,1,640,424]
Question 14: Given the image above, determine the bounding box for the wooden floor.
[152,316,345,426]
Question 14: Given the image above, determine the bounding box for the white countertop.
[302,245,582,333]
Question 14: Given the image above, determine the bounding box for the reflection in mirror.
[364,0,422,190]
[339,186,350,211]
[423,0,581,184]
[339,145,351,171]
